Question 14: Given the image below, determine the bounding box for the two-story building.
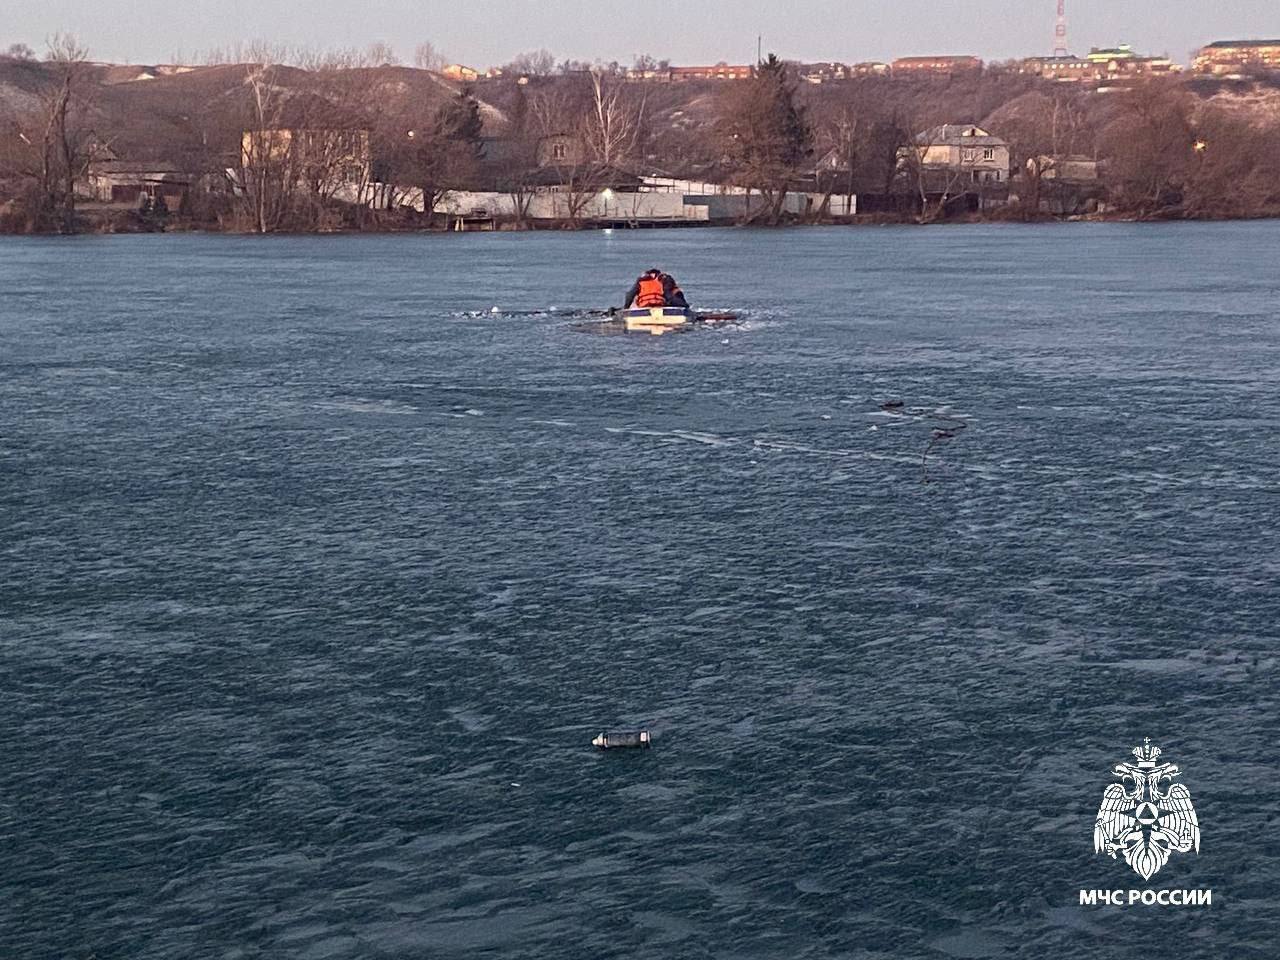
[1085,45,1179,78]
[669,64,754,81]
[534,133,588,168]
[240,127,372,186]
[891,56,983,78]
[1020,55,1103,82]
[1194,39,1280,75]
[905,124,1011,184]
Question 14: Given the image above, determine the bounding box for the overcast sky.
[6,0,1276,67]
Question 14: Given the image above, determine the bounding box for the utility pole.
[757,35,762,66]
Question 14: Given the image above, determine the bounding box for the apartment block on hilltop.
[1085,45,1179,77]
[669,64,754,81]
[1194,40,1280,75]
[1020,45,1178,83]
[1020,56,1102,82]
[891,56,983,77]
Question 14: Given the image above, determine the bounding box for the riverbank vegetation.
[3,38,1280,233]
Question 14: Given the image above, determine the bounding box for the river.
[2,223,1278,958]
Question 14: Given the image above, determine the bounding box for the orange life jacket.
[636,276,667,307]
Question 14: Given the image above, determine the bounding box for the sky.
[5,0,1277,67]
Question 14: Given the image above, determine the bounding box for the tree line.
[2,39,1279,233]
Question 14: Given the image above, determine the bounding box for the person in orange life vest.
[624,268,688,310]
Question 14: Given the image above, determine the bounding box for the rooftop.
[1204,39,1280,49]
[916,124,1005,147]
[893,55,982,67]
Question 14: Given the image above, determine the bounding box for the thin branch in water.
[879,401,969,483]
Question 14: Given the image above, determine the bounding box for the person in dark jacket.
[624,268,688,310]
[660,273,689,309]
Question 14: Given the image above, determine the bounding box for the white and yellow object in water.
[622,306,692,336]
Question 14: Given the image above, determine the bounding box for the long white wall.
[338,183,854,220]
[434,190,709,221]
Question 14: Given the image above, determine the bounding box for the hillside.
[3,57,1279,231]
[0,59,484,168]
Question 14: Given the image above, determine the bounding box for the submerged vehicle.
[572,307,738,337]
[621,305,695,336]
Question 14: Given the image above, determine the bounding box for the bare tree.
[238,64,296,233]
[364,42,401,67]
[375,89,486,224]
[490,85,538,228]
[3,42,36,61]
[503,49,556,77]
[524,82,605,227]
[899,126,972,223]
[414,42,446,72]
[986,90,1090,216]
[1182,106,1280,218]
[810,104,864,220]
[494,142,538,228]
[585,68,645,167]
[34,34,96,232]
[1099,81,1195,216]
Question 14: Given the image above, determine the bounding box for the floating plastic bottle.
[592,730,651,750]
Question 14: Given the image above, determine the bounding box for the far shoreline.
[6,210,1280,239]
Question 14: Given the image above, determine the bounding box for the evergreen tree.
[720,54,813,223]
[435,88,484,158]
[412,89,486,221]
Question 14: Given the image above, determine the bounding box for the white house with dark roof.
[907,124,1011,184]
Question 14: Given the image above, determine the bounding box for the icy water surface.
[2,224,1279,958]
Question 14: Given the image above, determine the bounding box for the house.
[79,159,196,207]
[1085,45,1179,77]
[1032,155,1102,182]
[442,64,480,82]
[904,124,1010,184]
[815,147,850,174]
[1194,39,1280,75]
[669,64,754,81]
[535,133,588,168]
[851,61,891,77]
[799,62,848,84]
[625,65,669,82]
[891,56,982,77]
[241,127,372,185]
[1021,156,1106,215]
[1020,56,1103,82]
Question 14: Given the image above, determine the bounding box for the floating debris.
[592,730,652,750]
[877,402,969,483]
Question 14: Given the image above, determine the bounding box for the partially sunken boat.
[621,306,694,336]
[570,308,736,337]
